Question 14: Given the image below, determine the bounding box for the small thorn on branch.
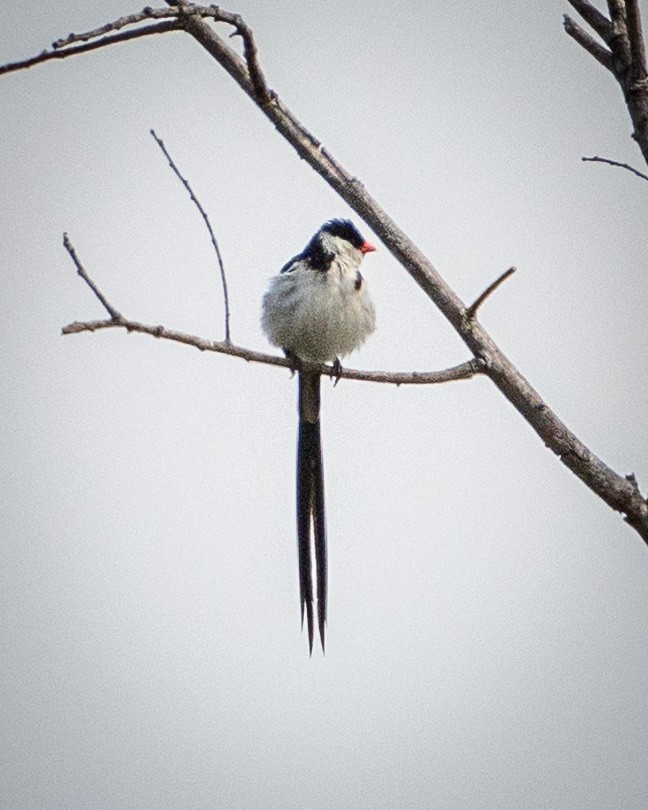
[466,266,517,320]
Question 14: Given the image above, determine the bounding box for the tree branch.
[3,7,647,541]
[50,8,187,49]
[565,0,614,44]
[61,234,481,386]
[63,233,122,320]
[150,129,231,342]
[0,21,181,76]
[566,1,648,166]
[466,267,516,320]
[582,153,648,180]
[563,15,614,71]
[626,0,648,80]
[61,318,481,386]
[218,13,272,103]
[170,6,648,542]
[607,0,627,26]
[0,3,272,101]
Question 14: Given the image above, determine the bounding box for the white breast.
[262,250,376,364]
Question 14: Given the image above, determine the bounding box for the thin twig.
[61,235,480,385]
[177,2,271,102]
[51,8,184,48]
[563,15,614,71]
[62,317,481,386]
[582,154,648,180]
[466,267,517,320]
[47,4,250,50]
[0,3,271,98]
[224,14,272,103]
[150,129,231,342]
[0,22,180,76]
[63,234,122,320]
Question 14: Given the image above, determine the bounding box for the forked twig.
[564,0,613,44]
[61,235,481,386]
[0,4,272,103]
[565,0,648,165]
[150,129,231,342]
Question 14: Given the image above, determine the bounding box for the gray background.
[2,2,648,808]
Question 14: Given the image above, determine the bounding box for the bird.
[261,218,376,653]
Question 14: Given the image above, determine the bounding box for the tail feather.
[312,428,327,650]
[297,372,326,653]
[297,419,315,653]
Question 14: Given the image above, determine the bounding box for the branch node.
[473,353,492,372]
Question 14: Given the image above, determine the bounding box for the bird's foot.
[330,357,343,386]
[284,349,302,378]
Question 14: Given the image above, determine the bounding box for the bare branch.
[5,7,647,540]
[0,3,271,102]
[61,318,481,386]
[150,129,231,342]
[626,0,648,80]
[0,22,180,76]
[563,15,614,70]
[565,2,648,166]
[61,234,480,386]
[168,2,271,102]
[63,234,122,320]
[172,7,648,542]
[565,0,613,43]
[466,267,516,320]
[223,14,272,103]
[51,8,184,48]
[582,153,648,180]
[607,0,627,26]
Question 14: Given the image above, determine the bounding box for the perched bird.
[261,219,376,653]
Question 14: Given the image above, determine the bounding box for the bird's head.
[315,218,376,264]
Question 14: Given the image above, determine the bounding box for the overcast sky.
[2,2,648,808]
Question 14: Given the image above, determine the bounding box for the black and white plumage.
[262,219,376,653]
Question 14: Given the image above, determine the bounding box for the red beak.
[361,241,376,254]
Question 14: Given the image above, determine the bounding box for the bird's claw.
[331,357,343,386]
[284,350,302,377]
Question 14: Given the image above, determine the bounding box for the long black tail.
[297,371,326,653]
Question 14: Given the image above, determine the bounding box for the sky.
[1,2,648,808]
